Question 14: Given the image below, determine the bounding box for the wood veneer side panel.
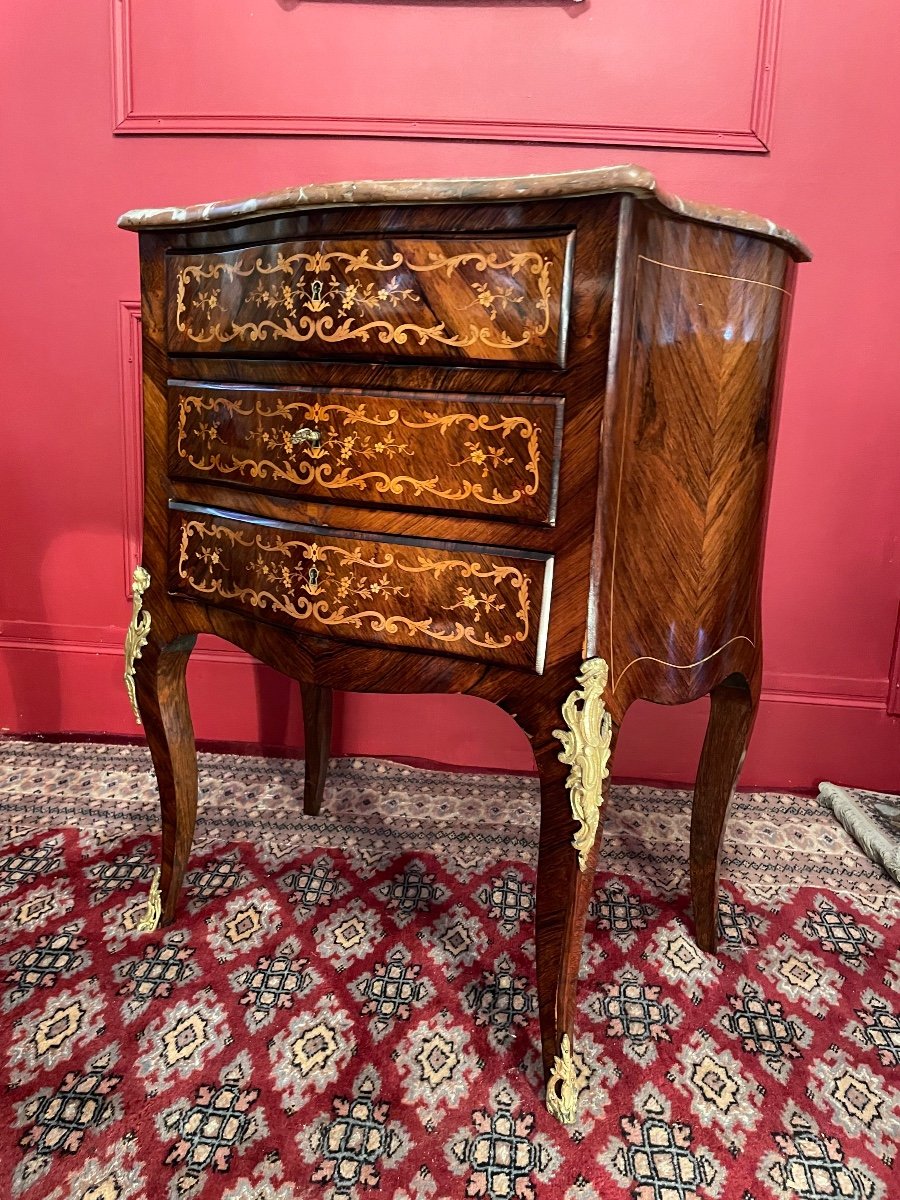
[138,231,188,646]
[595,208,793,713]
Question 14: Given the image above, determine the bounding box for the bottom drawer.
[169,504,553,671]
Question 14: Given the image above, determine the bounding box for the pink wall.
[1,1,898,791]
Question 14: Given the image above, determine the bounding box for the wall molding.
[888,600,900,717]
[0,622,251,667]
[3,626,892,788]
[0,619,887,711]
[5,624,897,792]
[110,0,780,152]
[748,0,781,148]
[762,670,889,706]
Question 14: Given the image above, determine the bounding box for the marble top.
[118,164,811,260]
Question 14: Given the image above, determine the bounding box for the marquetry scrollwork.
[176,393,542,508]
[124,566,152,725]
[546,1034,578,1125]
[176,519,533,655]
[552,657,613,871]
[173,243,556,352]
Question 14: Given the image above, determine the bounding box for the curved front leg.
[526,658,618,1125]
[690,671,759,952]
[133,634,198,928]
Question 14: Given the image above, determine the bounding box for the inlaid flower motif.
[357,574,409,602]
[175,380,544,516]
[196,290,219,312]
[443,587,504,623]
[280,284,297,317]
[339,282,359,313]
[248,283,280,310]
[195,421,218,447]
[449,440,514,478]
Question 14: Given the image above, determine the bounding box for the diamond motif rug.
[0,741,898,1199]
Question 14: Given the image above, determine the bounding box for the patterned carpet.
[0,741,897,1199]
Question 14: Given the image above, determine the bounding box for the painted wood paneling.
[112,0,779,150]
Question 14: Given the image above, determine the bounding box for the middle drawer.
[169,382,563,525]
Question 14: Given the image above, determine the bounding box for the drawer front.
[171,383,563,524]
[170,506,552,671]
[167,233,573,366]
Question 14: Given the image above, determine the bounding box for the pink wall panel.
[114,0,777,148]
[1,0,898,791]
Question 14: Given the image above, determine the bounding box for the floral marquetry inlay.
[171,385,561,523]
[167,234,572,365]
[171,511,551,670]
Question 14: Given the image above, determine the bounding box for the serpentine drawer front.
[121,166,808,1125]
[167,232,574,365]
[169,505,553,671]
[170,382,564,523]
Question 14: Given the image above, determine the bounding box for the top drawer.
[167,232,574,367]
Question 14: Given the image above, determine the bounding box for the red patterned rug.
[0,743,897,1199]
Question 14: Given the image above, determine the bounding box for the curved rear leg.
[690,671,759,952]
[300,681,333,817]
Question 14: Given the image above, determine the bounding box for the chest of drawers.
[120,166,808,1124]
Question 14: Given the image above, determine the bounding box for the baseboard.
[1,632,896,793]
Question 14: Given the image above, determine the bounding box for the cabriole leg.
[133,635,198,929]
[300,680,333,817]
[529,658,617,1125]
[690,672,759,953]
